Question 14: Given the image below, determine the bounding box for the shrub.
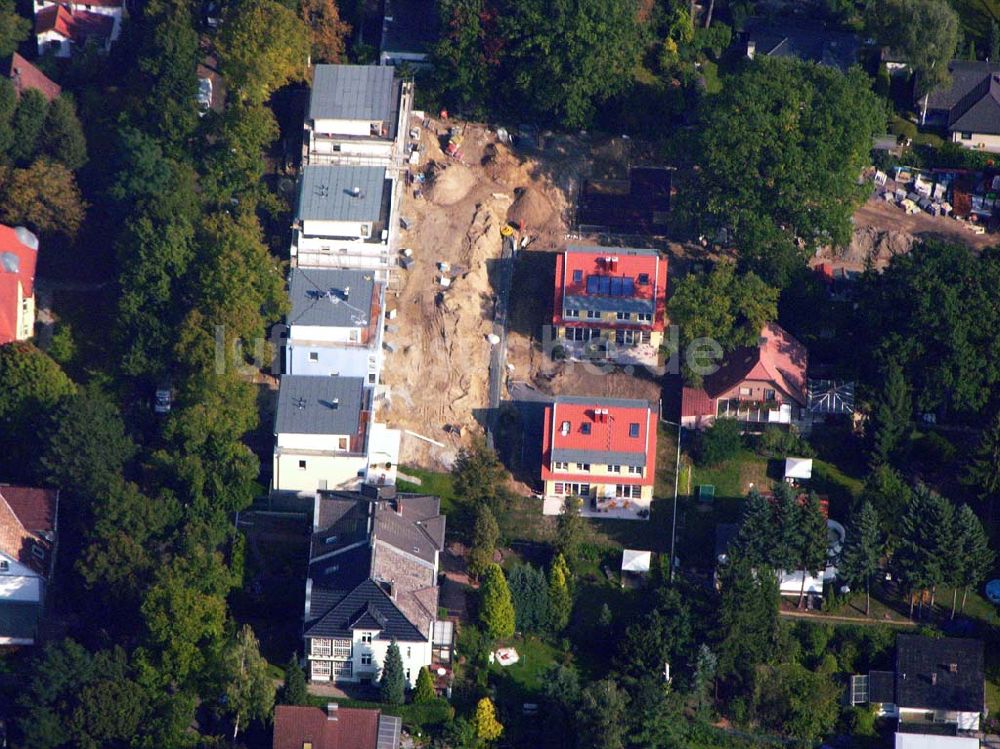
[754,426,815,458]
[913,430,956,467]
[698,418,743,466]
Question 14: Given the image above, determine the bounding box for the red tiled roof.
[2,53,61,102]
[0,486,58,576]
[680,386,715,419]
[553,246,668,331]
[541,397,656,484]
[35,5,114,42]
[272,705,380,749]
[0,225,39,345]
[702,323,807,403]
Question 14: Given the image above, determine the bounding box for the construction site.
[377,118,667,469]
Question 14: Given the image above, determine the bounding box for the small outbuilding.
[784,457,813,482]
[621,550,652,586]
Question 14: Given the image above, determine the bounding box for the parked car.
[154,383,173,414]
[196,77,213,115]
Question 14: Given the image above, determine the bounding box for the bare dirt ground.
[380,118,581,469]
[815,197,998,273]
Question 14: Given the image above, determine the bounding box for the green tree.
[963,410,1000,524]
[541,663,580,747]
[0,341,74,480]
[479,563,515,640]
[796,492,829,609]
[413,666,436,704]
[0,0,30,58]
[379,640,406,705]
[430,0,490,115]
[628,676,685,749]
[615,589,693,687]
[990,20,1000,61]
[300,0,350,62]
[953,504,994,615]
[770,482,802,573]
[670,263,779,357]
[200,103,279,210]
[575,679,628,749]
[839,501,883,616]
[869,360,911,465]
[867,0,959,98]
[555,496,584,568]
[453,436,508,509]
[473,696,503,744]
[40,385,136,499]
[698,59,885,286]
[0,77,17,158]
[42,96,88,171]
[754,662,840,743]
[468,503,499,580]
[698,417,742,466]
[733,489,775,565]
[861,465,913,542]
[280,653,308,705]
[893,486,954,617]
[0,159,86,237]
[8,88,46,165]
[219,0,310,105]
[716,554,780,692]
[507,563,549,634]
[693,644,718,713]
[222,624,275,738]
[548,553,573,633]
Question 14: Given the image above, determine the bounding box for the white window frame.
[586,310,601,319]
[332,639,352,659]
[609,464,621,473]
[616,311,630,321]
[565,308,580,318]
[637,312,652,323]
[361,632,373,644]
[312,638,332,657]
[627,465,643,476]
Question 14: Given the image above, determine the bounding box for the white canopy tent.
[621,549,652,574]
[784,457,813,481]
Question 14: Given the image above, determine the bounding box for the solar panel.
[599,276,610,294]
[586,276,600,294]
[623,278,636,296]
[609,277,623,296]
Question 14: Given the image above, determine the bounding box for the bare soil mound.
[842,226,915,265]
[481,142,521,183]
[507,187,553,229]
[428,163,476,206]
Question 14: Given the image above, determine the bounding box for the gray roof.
[373,495,445,565]
[297,165,387,223]
[305,578,426,641]
[566,244,659,257]
[377,715,402,749]
[380,0,437,55]
[742,18,860,72]
[949,74,1000,135]
[551,448,647,467]
[894,635,984,712]
[308,65,396,122]
[275,375,365,435]
[289,268,376,328]
[563,294,655,315]
[0,601,40,641]
[553,394,653,409]
[927,61,1000,112]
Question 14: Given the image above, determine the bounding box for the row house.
[0,225,39,345]
[541,396,657,519]
[552,245,668,365]
[303,64,413,168]
[272,376,400,499]
[285,267,386,384]
[304,490,447,688]
[292,164,395,273]
[681,322,809,429]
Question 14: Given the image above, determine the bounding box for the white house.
[291,165,395,272]
[853,635,984,732]
[285,267,385,383]
[272,376,400,498]
[303,65,412,167]
[34,0,122,57]
[0,485,58,645]
[304,490,447,687]
[894,735,979,749]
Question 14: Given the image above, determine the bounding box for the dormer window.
[31,545,45,561]
[572,269,583,283]
[560,420,570,436]
[629,423,640,438]
[637,273,650,285]
[580,422,591,435]
[0,561,8,572]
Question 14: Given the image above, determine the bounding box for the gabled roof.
[308,65,396,122]
[948,73,1000,135]
[894,635,983,712]
[305,578,426,641]
[2,54,61,101]
[297,165,388,223]
[0,225,39,344]
[35,5,114,42]
[700,323,808,404]
[555,245,666,319]
[0,485,57,576]
[289,268,377,329]
[275,375,366,436]
[927,61,1000,112]
[273,704,397,749]
[742,18,860,72]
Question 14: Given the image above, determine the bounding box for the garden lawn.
[489,635,561,693]
[397,466,458,515]
[684,448,771,499]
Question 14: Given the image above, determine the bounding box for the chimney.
[343,285,350,299]
[326,702,339,721]
[747,40,756,60]
[949,662,959,673]
[931,673,938,686]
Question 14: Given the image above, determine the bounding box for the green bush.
[698,418,743,466]
[754,426,815,458]
[395,698,454,730]
[890,115,917,142]
[913,430,956,467]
